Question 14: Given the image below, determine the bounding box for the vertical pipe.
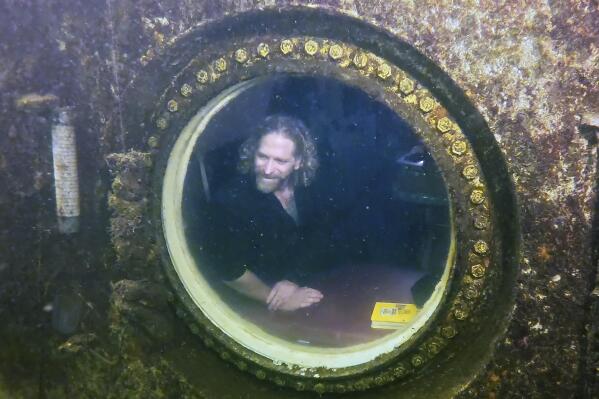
[51,107,80,234]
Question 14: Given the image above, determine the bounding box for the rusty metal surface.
[0,1,597,398]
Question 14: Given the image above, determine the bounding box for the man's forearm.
[224,270,271,303]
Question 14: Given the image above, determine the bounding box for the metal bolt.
[280,39,294,55]
[304,39,319,55]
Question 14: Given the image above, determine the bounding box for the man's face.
[253,132,301,193]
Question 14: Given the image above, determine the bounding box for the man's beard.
[255,175,284,193]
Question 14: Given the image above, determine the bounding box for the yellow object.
[371,302,419,329]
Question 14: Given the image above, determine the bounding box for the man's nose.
[264,159,274,174]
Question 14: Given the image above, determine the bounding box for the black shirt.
[205,176,332,285]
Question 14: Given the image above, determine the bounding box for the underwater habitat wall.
[1,1,598,398]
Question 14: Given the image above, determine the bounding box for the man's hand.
[274,286,323,312]
[267,280,299,311]
[278,287,323,311]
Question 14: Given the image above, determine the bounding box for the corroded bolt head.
[451,140,468,156]
[313,383,326,394]
[167,99,178,112]
[399,78,414,94]
[437,116,453,133]
[427,340,442,355]
[353,52,368,68]
[377,63,392,80]
[329,44,343,60]
[304,39,319,55]
[156,117,167,130]
[180,83,193,97]
[419,97,435,113]
[470,188,485,205]
[474,240,489,255]
[255,370,266,380]
[196,70,209,84]
[393,363,407,377]
[220,351,230,360]
[411,354,424,367]
[441,325,457,339]
[453,306,468,320]
[280,39,294,54]
[214,58,227,72]
[462,164,478,180]
[257,43,270,57]
[234,48,248,63]
[471,264,486,278]
[236,360,247,370]
[474,215,489,230]
[465,287,479,300]
[147,136,159,148]
[295,381,306,391]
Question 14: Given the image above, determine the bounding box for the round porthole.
[158,37,494,390]
[164,72,454,367]
[115,9,516,394]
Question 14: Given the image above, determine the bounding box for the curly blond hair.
[238,115,319,187]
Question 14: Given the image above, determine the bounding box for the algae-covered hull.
[1,2,597,398]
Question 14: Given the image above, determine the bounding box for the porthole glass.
[163,74,454,368]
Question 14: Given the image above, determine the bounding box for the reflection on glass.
[182,75,450,348]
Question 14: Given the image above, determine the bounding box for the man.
[207,115,326,312]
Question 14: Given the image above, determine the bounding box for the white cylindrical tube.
[51,107,80,234]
